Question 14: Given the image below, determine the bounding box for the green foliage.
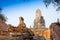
[0,13,7,22]
[43,0,60,11]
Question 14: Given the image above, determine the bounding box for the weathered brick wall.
[0,19,8,31]
[50,22,60,40]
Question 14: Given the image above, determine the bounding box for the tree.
[43,0,60,11]
[0,8,7,22]
[0,13,7,22]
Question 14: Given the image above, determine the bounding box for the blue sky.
[0,0,60,28]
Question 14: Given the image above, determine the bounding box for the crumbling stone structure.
[50,21,60,40]
[34,9,45,28]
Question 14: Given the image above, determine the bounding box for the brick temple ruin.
[0,8,60,40]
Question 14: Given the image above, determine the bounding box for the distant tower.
[34,9,45,28]
[57,18,60,23]
[0,8,2,14]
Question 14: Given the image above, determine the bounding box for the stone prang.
[34,9,45,28]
